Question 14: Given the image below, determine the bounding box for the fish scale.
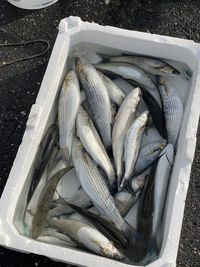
[133,140,166,175]
[72,138,125,229]
[58,70,81,160]
[121,111,149,189]
[98,71,125,106]
[77,58,112,149]
[49,189,92,218]
[81,162,121,223]
[112,87,142,184]
[115,190,141,217]
[95,62,161,105]
[157,76,183,146]
[76,106,116,188]
[109,56,180,76]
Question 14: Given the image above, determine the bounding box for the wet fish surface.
[121,111,149,189]
[98,71,125,105]
[32,167,72,238]
[95,62,156,91]
[141,88,166,138]
[157,76,183,147]
[58,70,81,161]
[152,144,174,237]
[72,137,124,228]
[137,144,174,252]
[49,189,92,218]
[76,106,116,189]
[130,168,151,194]
[76,58,112,149]
[115,190,141,217]
[49,218,124,260]
[109,56,180,76]
[133,140,166,175]
[112,88,141,184]
[27,124,59,204]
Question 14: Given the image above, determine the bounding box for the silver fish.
[131,168,151,193]
[47,146,61,178]
[72,138,148,262]
[96,62,161,106]
[112,88,142,183]
[49,218,123,260]
[98,71,125,105]
[157,77,183,147]
[40,228,77,247]
[109,56,180,76]
[76,58,112,149]
[133,140,166,175]
[152,144,174,236]
[76,106,116,188]
[27,124,59,204]
[32,167,72,238]
[58,70,81,160]
[49,189,92,218]
[72,137,124,229]
[137,144,174,248]
[68,212,98,228]
[121,111,149,189]
[95,62,156,90]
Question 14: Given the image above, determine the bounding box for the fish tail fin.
[140,237,159,265]
[109,180,118,195]
[121,221,148,263]
[148,236,158,255]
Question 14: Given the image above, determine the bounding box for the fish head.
[159,65,180,75]
[76,57,84,73]
[63,70,79,90]
[139,110,149,127]
[131,87,142,98]
[102,242,124,260]
[66,70,76,81]
[76,57,89,72]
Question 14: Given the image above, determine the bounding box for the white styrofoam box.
[0,16,200,267]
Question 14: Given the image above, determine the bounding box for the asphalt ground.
[0,0,199,266]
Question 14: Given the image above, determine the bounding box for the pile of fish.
[24,53,184,264]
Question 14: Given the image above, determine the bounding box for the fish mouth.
[102,243,124,260]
